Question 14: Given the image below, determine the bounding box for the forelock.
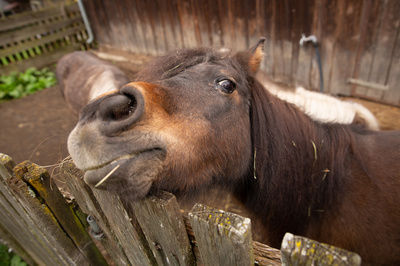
[135,48,231,81]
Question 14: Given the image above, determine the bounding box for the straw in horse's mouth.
[83,148,162,172]
[95,164,120,188]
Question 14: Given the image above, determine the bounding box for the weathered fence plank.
[0,24,85,58]
[131,191,195,265]
[252,241,282,265]
[12,163,88,265]
[90,185,155,265]
[0,1,80,32]
[280,233,361,266]
[61,162,132,265]
[19,161,107,265]
[0,190,45,264]
[0,154,67,265]
[0,154,80,265]
[1,44,81,74]
[188,203,254,266]
[0,154,35,265]
[0,17,83,46]
[62,162,155,265]
[62,162,283,265]
[183,213,282,266]
[0,159,365,266]
[0,0,87,74]
[0,153,15,172]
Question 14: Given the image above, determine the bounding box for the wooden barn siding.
[84,0,400,106]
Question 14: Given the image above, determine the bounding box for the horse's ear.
[235,37,266,74]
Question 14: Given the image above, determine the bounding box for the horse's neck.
[246,79,354,237]
[87,70,122,101]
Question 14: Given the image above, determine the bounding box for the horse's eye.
[216,79,236,94]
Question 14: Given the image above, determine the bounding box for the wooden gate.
[0,0,88,74]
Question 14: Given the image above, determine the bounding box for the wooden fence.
[81,0,400,106]
[0,0,88,74]
[0,152,361,265]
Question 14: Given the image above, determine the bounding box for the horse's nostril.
[97,85,145,136]
[99,94,137,121]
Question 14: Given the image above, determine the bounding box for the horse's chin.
[82,149,166,200]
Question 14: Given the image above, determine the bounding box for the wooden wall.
[83,0,400,106]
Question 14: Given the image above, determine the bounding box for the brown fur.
[57,51,129,113]
[66,41,400,265]
[246,78,400,264]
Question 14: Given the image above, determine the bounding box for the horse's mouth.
[82,148,163,171]
[83,148,165,190]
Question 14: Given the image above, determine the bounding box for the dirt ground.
[0,86,77,168]
[0,51,150,184]
[0,51,399,203]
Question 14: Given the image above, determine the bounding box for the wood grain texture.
[0,17,82,47]
[20,161,107,265]
[327,0,363,95]
[177,0,198,49]
[5,151,396,265]
[0,158,80,265]
[352,0,384,98]
[383,24,400,105]
[281,233,361,266]
[79,0,400,105]
[89,183,155,265]
[188,203,253,266]
[61,163,283,265]
[0,1,87,74]
[0,1,79,32]
[261,0,275,77]
[252,241,281,265]
[1,44,80,74]
[0,24,84,57]
[83,0,111,46]
[379,1,400,105]
[0,154,35,265]
[62,162,132,265]
[131,191,195,265]
[0,221,35,265]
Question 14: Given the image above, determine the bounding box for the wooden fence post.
[17,160,107,265]
[280,233,362,266]
[131,191,195,265]
[188,203,254,266]
[63,162,284,265]
[62,162,155,265]
[3,156,368,266]
[0,154,81,265]
[0,154,35,265]
[252,241,282,265]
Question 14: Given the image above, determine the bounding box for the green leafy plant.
[0,244,27,266]
[0,67,57,100]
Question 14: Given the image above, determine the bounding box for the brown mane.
[245,77,354,245]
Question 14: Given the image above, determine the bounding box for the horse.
[56,51,129,114]
[65,39,400,264]
[257,73,380,130]
[57,51,379,130]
